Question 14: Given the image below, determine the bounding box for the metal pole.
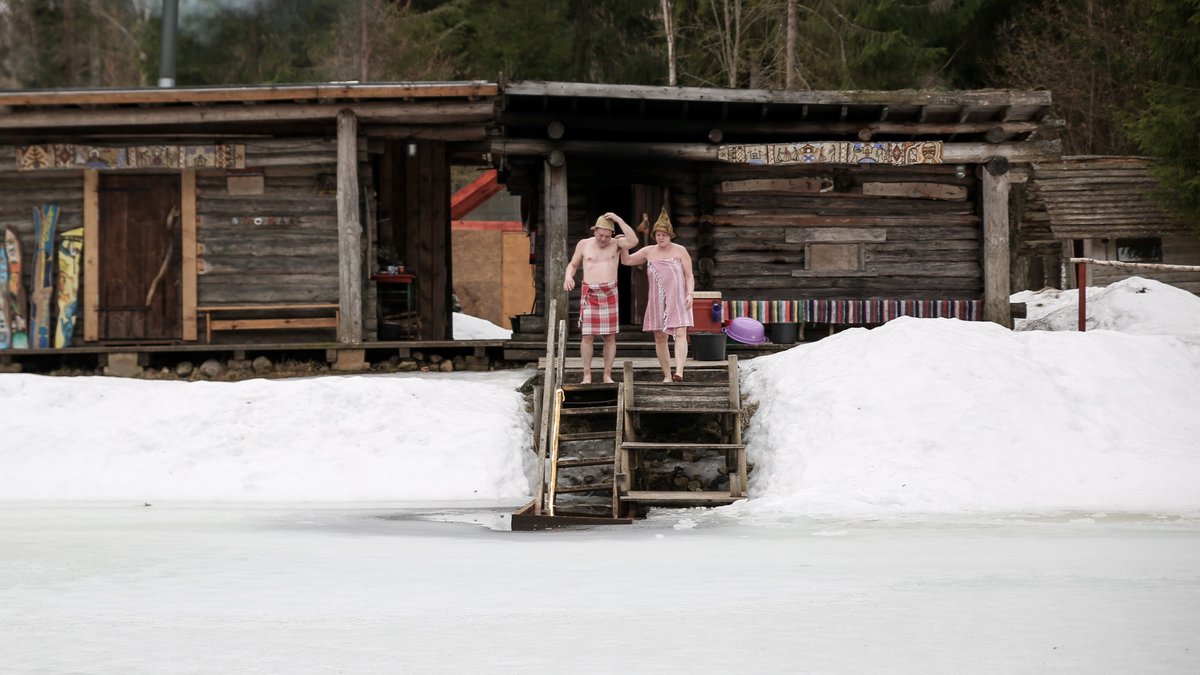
[1076,260,1086,332]
[158,0,179,88]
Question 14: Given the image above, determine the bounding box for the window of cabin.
[807,243,863,272]
[1116,237,1162,263]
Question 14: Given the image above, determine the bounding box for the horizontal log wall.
[196,139,341,305]
[703,164,982,301]
[1088,235,1200,295]
[0,167,85,301]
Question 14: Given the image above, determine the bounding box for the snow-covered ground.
[2,276,1199,673]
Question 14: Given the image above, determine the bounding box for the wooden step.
[621,442,746,451]
[621,490,742,504]
[556,456,615,468]
[626,406,739,414]
[557,431,616,441]
[559,405,618,416]
[560,383,620,393]
[554,482,615,494]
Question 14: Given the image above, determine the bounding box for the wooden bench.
[198,303,340,343]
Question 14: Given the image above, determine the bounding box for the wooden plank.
[0,82,498,107]
[621,491,742,504]
[181,168,198,341]
[982,170,1011,327]
[862,182,967,200]
[719,177,833,193]
[82,170,99,342]
[1,100,496,130]
[786,228,886,244]
[336,110,363,343]
[210,317,338,331]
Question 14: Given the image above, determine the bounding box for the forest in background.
[0,0,1196,228]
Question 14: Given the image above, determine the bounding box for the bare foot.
[602,377,615,384]
[580,377,592,384]
[662,376,672,383]
[672,373,684,382]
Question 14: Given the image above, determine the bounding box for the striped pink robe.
[642,258,693,333]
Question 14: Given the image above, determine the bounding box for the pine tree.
[1126,0,1200,231]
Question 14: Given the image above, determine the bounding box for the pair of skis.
[0,205,83,350]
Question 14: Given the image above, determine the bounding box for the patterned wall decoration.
[716,141,944,166]
[16,144,246,171]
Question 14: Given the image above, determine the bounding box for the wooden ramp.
[512,316,746,531]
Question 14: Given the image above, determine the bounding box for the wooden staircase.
[512,307,747,530]
[618,357,747,508]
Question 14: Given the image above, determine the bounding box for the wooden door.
[98,174,182,341]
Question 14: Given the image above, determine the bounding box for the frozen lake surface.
[3,506,1198,674]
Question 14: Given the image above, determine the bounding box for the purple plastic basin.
[724,316,769,344]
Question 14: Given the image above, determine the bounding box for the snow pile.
[1013,276,1200,336]
[736,316,1200,517]
[453,312,512,339]
[0,371,533,503]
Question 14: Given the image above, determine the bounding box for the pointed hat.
[651,206,675,238]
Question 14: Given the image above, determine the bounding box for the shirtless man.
[562,212,638,384]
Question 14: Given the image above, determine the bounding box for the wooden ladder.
[617,355,748,508]
[512,305,633,529]
[546,383,623,518]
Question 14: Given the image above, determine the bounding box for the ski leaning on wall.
[55,227,85,348]
[30,204,59,349]
[5,227,29,349]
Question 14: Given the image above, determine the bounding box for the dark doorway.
[98,173,182,342]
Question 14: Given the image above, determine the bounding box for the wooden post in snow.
[982,167,1012,327]
[337,109,363,343]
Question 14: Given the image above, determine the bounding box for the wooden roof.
[1027,157,1187,239]
[499,81,1057,145]
[0,81,497,142]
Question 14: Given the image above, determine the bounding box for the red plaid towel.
[579,281,618,335]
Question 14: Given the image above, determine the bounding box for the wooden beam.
[491,138,1061,164]
[982,170,1011,327]
[82,169,98,342]
[0,101,496,130]
[181,168,197,341]
[544,158,569,329]
[501,82,1052,108]
[0,82,498,107]
[336,109,363,343]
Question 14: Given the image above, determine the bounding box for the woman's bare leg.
[673,327,689,380]
[654,332,671,382]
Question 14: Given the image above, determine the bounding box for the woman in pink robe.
[622,208,695,382]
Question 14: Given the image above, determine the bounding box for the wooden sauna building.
[0,82,499,368]
[490,82,1061,359]
[1019,156,1200,294]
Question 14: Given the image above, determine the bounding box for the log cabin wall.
[195,140,341,306]
[0,166,85,286]
[702,163,982,301]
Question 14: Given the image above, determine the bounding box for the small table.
[372,272,417,339]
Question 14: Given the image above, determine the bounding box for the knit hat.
[592,215,615,232]
[651,206,675,238]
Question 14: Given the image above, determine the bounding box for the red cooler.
[690,291,723,334]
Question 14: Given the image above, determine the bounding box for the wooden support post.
[82,169,99,342]
[1077,260,1087,332]
[544,158,569,329]
[981,169,1012,327]
[181,168,198,341]
[337,109,364,343]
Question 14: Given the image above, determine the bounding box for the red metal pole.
[1077,261,1086,332]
